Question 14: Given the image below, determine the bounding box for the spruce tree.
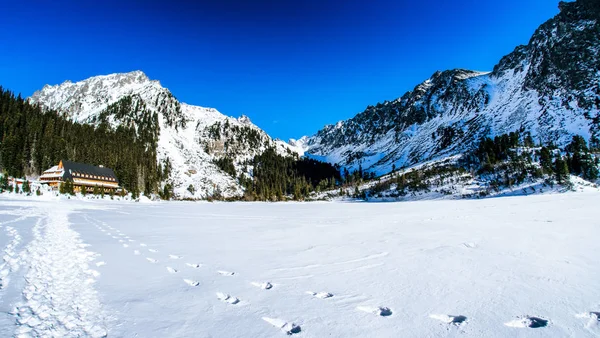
[22,180,31,194]
[554,157,569,184]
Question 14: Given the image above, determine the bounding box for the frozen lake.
[0,193,598,337]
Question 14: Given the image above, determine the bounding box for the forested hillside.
[0,87,163,196]
[0,87,341,200]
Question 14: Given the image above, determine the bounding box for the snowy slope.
[304,0,600,175]
[28,71,296,199]
[0,193,599,337]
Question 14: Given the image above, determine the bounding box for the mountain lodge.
[39,160,120,192]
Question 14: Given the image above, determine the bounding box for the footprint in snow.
[146,258,158,263]
[148,249,158,253]
[504,316,549,328]
[184,279,199,287]
[463,242,477,249]
[218,270,235,276]
[134,250,141,255]
[262,317,301,335]
[166,267,178,273]
[430,314,468,326]
[306,291,333,299]
[357,306,393,317]
[575,312,600,328]
[186,263,202,268]
[140,243,147,247]
[251,282,273,290]
[123,244,129,248]
[216,292,240,305]
[169,254,182,259]
[118,239,124,243]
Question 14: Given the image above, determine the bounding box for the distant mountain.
[304,0,600,175]
[29,71,297,199]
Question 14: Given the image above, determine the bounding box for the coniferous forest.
[0,87,164,196]
[0,87,341,200]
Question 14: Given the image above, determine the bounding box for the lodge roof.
[60,160,119,183]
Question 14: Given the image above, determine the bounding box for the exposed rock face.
[305,0,600,175]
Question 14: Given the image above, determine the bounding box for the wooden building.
[39,160,120,192]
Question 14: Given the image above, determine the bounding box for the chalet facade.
[39,160,120,192]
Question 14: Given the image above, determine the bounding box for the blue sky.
[1,0,559,140]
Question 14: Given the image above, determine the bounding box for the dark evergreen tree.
[21,180,30,194]
[554,156,570,184]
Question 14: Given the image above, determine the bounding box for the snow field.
[0,193,598,337]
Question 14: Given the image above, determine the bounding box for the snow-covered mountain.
[304,0,600,175]
[29,71,295,199]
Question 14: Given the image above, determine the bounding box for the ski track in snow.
[13,207,108,337]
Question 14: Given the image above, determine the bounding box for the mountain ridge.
[303,0,599,176]
[28,70,299,199]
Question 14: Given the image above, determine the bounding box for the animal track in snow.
[166,267,178,273]
[218,270,235,276]
[262,317,301,335]
[251,282,273,290]
[357,306,393,317]
[504,316,549,328]
[133,250,141,255]
[140,243,147,247]
[216,292,240,305]
[123,244,129,248]
[306,291,333,299]
[429,314,468,326]
[463,242,477,248]
[148,249,158,253]
[184,279,199,287]
[146,258,158,263]
[169,254,182,259]
[186,263,202,268]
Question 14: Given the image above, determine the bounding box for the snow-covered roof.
[43,166,61,173]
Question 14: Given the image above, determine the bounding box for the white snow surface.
[0,193,598,337]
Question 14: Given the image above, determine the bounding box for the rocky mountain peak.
[304,0,600,175]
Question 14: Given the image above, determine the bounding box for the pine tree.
[554,157,569,184]
[22,180,31,194]
[0,175,8,191]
